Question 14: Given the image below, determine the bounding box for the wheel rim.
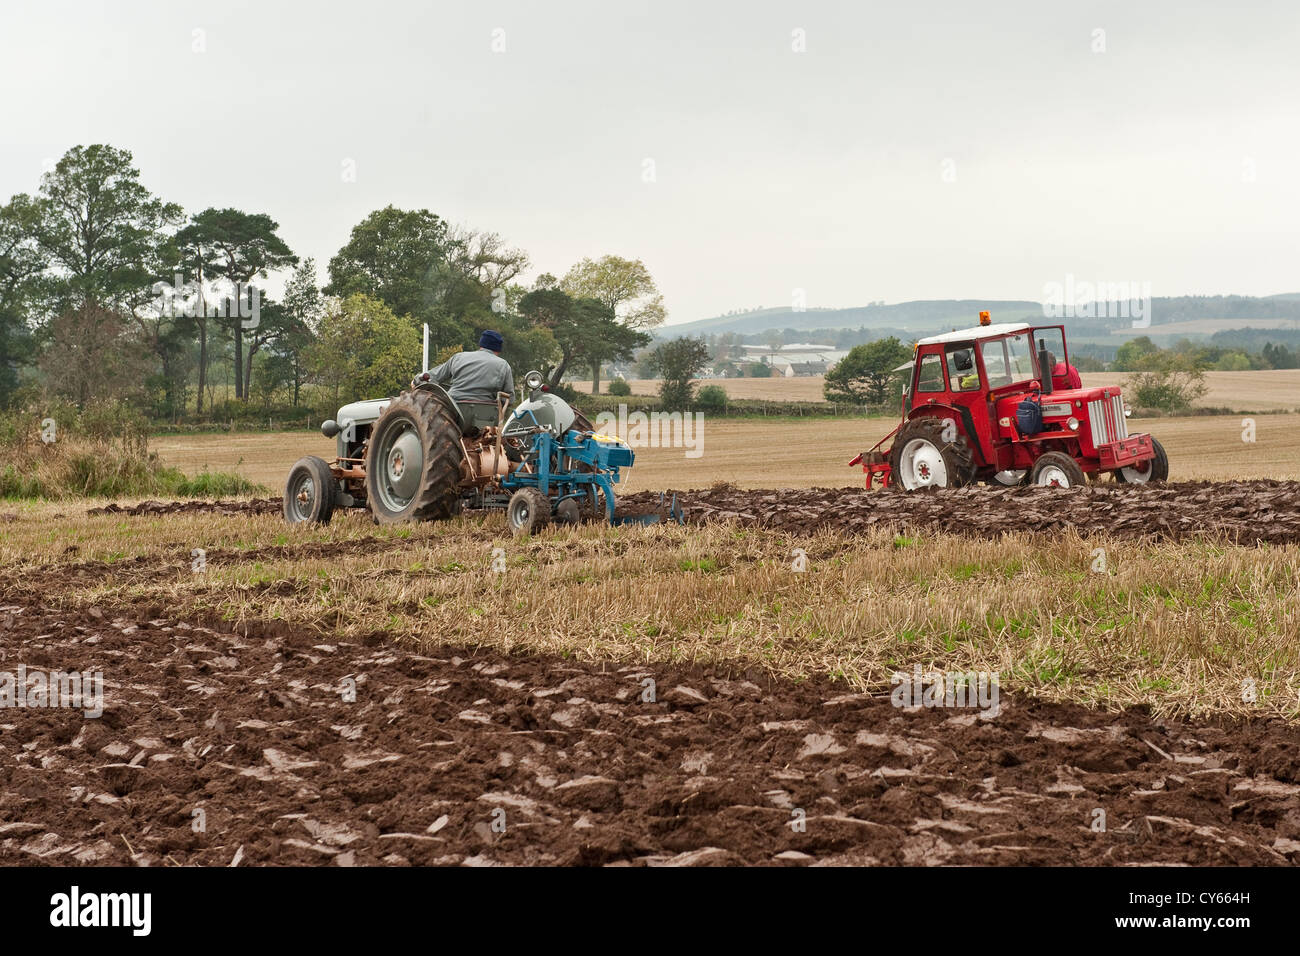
[376,422,422,510]
[556,499,579,524]
[1036,465,1072,488]
[290,472,315,520]
[900,438,947,490]
[1120,459,1152,482]
[510,497,531,530]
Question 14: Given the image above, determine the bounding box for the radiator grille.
[1088,394,1128,447]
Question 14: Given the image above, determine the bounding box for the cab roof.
[915,322,1030,346]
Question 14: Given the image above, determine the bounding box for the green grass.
[0,450,260,501]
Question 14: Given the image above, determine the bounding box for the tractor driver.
[1052,359,1082,390]
[426,330,516,430]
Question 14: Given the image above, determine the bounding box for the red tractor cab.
[849,316,1169,490]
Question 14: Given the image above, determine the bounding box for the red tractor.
[849,314,1169,490]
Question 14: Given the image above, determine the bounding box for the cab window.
[1032,327,1067,380]
[946,346,981,391]
[982,340,1011,387]
[916,352,945,392]
[1004,333,1036,382]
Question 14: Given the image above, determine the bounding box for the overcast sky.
[2,0,1297,325]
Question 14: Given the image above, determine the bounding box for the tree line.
[0,144,668,421]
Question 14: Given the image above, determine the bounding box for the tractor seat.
[456,399,501,435]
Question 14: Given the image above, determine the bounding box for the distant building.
[740,343,847,376]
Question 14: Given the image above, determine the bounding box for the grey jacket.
[427,348,515,404]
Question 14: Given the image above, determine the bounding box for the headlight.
[1123,403,1132,418]
[1066,417,1079,431]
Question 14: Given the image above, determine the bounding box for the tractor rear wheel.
[365,389,464,524]
[889,417,975,491]
[1029,452,1086,488]
[507,488,551,537]
[284,456,336,525]
[1115,437,1169,484]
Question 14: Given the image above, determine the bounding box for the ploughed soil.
[84,480,1300,545]
[620,480,1300,544]
[2,594,1299,866]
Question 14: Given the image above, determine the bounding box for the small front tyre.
[1029,452,1086,488]
[1114,437,1169,483]
[507,488,551,537]
[284,456,337,525]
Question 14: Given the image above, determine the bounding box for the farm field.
[150,412,1300,494]
[576,369,1300,412]
[4,489,1300,865]
[10,388,1300,868]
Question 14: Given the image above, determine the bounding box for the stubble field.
[4,406,1300,866]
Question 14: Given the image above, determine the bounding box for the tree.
[32,144,183,317]
[1124,353,1208,412]
[306,294,420,403]
[30,145,182,409]
[183,208,297,400]
[442,224,529,293]
[823,337,912,405]
[280,258,324,407]
[515,288,573,385]
[170,219,223,414]
[574,297,651,391]
[130,236,197,421]
[646,336,710,411]
[325,206,454,337]
[696,384,728,410]
[1113,335,1160,371]
[0,194,47,403]
[560,255,666,392]
[518,288,649,389]
[1263,342,1298,369]
[38,302,152,407]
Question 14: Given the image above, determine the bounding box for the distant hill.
[661,294,1300,340]
[664,300,1041,337]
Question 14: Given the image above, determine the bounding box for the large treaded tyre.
[889,416,975,491]
[365,389,464,524]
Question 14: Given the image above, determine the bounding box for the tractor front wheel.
[1115,437,1169,484]
[507,488,551,537]
[889,417,975,491]
[1029,452,1086,488]
[989,469,1028,487]
[283,456,336,525]
[365,389,464,524]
